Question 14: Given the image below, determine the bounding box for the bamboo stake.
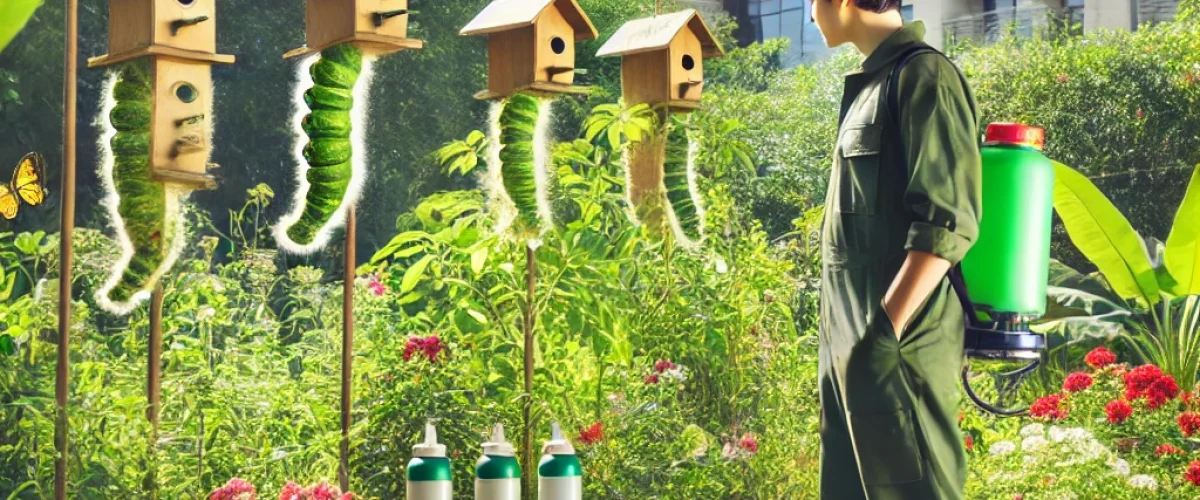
[146,283,164,499]
[522,243,536,500]
[56,0,79,497]
[339,205,356,493]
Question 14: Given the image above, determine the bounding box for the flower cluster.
[1105,400,1133,424]
[1157,443,1185,457]
[1179,412,1200,438]
[279,481,351,500]
[1085,346,1117,369]
[367,274,387,296]
[1124,364,1180,409]
[403,335,445,363]
[579,422,603,445]
[645,359,688,385]
[722,432,760,460]
[1030,393,1068,421]
[210,478,256,500]
[1063,372,1093,393]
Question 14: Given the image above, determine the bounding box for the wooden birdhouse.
[285,0,424,58]
[596,9,724,112]
[89,0,235,189]
[460,0,599,100]
[90,0,235,65]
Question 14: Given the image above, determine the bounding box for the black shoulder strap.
[884,44,979,327]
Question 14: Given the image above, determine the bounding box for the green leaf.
[471,247,488,276]
[400,255,435,294]
[0,334,15,356]
[1052,161,1159,305]
[1165,165,1200,295]
[0,0,40,55]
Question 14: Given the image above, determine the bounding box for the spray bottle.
[407,422,452,500]
[537,422,582,500]
[475,423,520,500]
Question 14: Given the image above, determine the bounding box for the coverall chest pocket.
[836,124,882,216]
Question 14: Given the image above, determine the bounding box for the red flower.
[579,422,603,445]
[403,335,445,363]
[1056,74,1069,83]
[1136,108,1145,120]
[1085,347,1117,369]
[1063,372,1094,393]
[645,374,660,385]
[1187,461,1200,486]
[1030,393,1068,421]
[1157,443,1185,457]
[964,434,974,451]
[1183,391,1194,407]
[1180,412,1200,437]
[739,433,759,454]
[1125,364,1165,400]
[1148,375,1181,409]
[1013,495,1024,500]
[1105,400,1133,424]
[654,360,677,373]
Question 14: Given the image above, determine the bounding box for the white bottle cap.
[413,422,447,458]
[541,422,576,455]
[482,423,516,456]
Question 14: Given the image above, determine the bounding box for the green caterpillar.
[102,60,168,308]
[496,92,543,234]
[280,43,363,250]
[663,119,703,243]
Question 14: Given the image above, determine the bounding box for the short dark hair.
[854,0,901,13]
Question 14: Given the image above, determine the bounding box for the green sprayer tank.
[960,123,1056,325]
[956,123,1054,416]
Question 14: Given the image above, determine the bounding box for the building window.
[748,0,821,65]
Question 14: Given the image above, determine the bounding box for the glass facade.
[745,0,915,66]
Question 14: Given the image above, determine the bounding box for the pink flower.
[645,374,660,384]
[368,275,387,296]
[211,478,256,500]
[1056,74,1069,83]
[738,433,759,454]
[309,483,339,500]
[279,482,304,500]
[654,360,677,373]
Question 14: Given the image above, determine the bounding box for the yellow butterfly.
[0,152,47,220]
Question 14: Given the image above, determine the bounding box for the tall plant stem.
[523,242,537,500]
[339,206,356,493]
[146,283,164,499]
[56,0,79,497]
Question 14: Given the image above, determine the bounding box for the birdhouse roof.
[595,9,724,59]
[460,0,599,41]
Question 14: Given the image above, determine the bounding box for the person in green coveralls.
[809,0,983,498]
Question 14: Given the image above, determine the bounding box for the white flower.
[1064,427,1093,443]
[1023,454,1038,465]
[662,365,689,383]
[1110,457,1131,476]
[714,257,728,274]
[1022,436,1049,452]
[1020,423,1045,437]
[198,307,216,320]
[1048,426,1068,442]
[989,440,1016,457]
[1128,474,1158,490]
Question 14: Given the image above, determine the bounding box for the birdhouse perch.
[284,0,424,59]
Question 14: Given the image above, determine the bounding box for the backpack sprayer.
[888,47,1053,417]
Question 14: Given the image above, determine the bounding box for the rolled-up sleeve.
[897,55,983,265]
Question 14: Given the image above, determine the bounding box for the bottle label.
[538,477,582,500]
[474,478,521,500]
[406,480,452,500]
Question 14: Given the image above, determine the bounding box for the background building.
[698,0,1181,66]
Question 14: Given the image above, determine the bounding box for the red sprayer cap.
[985,123,1045,151]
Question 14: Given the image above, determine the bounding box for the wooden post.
[56,0,79,498]
[145,283,164,498]
[339,205,356,493]
[522,243,536,500]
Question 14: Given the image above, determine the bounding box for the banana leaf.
[0,0,41,54]
[1165,165,1200,295]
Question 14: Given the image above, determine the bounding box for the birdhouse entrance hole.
[551,36,566,54]
[681,55,695,71]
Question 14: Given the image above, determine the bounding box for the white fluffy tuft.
[273,52,377,255]
[531,97,555,238]
[483,99,518,238]
[663,135,706,249]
